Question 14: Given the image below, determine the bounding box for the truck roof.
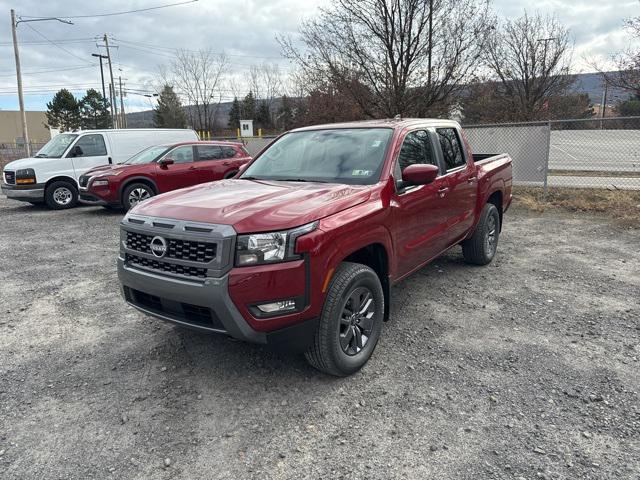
[290,118,461,132]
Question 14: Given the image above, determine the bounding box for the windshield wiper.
[34,153,48,158]
[278,178,329,183]
[240,176,264,181]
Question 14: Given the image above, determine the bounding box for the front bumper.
[118,258,319,350]
[1,183,45,201]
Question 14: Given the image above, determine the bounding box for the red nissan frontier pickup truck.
[117,119,512,376]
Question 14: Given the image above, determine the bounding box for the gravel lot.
[1,197,639,480]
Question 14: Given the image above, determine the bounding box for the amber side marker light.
[16,178,36,184]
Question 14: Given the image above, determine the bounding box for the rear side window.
[437,128,465,170]
[74,134,107,157]
[196,145,223,161]
[168,146,194,164]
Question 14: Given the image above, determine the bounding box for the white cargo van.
[1,128,198,209]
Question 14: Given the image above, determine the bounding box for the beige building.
[0,110,51,146]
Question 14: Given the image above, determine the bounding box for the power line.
[19,1,198,20]
[0,65,97,77]
[115,38,286,60]
[0,37,96,46]
[22,23,94,65]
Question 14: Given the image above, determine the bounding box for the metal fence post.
[542,121,551,201]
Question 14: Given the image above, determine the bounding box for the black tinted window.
[74,134,107,157]
[437,128,465,170]
[197,145,223,161]
[397,130,436,173]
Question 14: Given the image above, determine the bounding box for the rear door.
[194,145,226,181]
[435,127,477,243]
[153,145,200,192]
[391,129,450,277]
[68,134,110,180]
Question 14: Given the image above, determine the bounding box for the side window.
[167,146,194,164]
[196,145,223,161]
[397,130,437,174]
[437,128,466,170]
[221,146,237,158]
[74,134,107,157]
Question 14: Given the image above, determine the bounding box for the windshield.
[35,134,78,158]
[240,128,393,185]
[124,145,171,164]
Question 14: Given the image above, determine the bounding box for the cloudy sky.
[0,0,637,112]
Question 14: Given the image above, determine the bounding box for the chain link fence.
[463,116,640,191]
[0,142,47,170]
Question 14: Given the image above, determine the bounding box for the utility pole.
[103,34,118,128]
[91,53,108,105]
[119,76,126,128]
[11,9,30,156]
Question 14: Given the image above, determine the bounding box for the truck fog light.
[256,299,297,313]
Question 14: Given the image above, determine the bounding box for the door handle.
[222,161,231,166]
[438,187,449,198]
[188,166,197,170]
[467,176,477,183]
[108,157,113,164]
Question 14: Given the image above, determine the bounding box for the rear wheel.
[462,203,500,265]
[305,262,384,376]
[122,183,155,211]
[45,181,78,209]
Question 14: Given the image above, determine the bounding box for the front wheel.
[305,262,384,376]
[122,183,155,211]
[45,181,78,209]
[462,203,500,265]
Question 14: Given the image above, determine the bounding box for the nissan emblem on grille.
[150,236,168,258]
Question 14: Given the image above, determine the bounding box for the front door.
[153,145,200,192]
[68,134,110,180]
[391,129,449,277]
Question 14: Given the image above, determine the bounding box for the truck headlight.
[15,168,36,185]
[235,221,318,266]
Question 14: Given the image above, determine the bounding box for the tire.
[305,262,384,376]
[462,203,500,265]
[122,183,155,211]
[45,181,78,210]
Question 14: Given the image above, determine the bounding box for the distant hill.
[125,72,633,128]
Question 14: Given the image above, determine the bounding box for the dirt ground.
[0,197,638,480]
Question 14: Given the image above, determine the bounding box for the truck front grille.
[126,231,217,263]
[125,253,208,279]
[4,171,15,185]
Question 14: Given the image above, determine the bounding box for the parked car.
[1,128,199,209]
[79,141,251,210]
[117,119,513,376]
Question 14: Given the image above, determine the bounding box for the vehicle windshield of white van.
[34,134,78,158]
[124,145,171,165]
[240,128,393,185]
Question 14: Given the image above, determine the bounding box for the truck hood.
[130,179,372,232]
[3,157,52,171]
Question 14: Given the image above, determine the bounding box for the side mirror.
[158,158,174,168]
[402,164,439,185]
[70,145,83,157]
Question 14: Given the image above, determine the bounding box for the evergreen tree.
[46,89,81,131]
[255,100,271,128]
[153,85,188,128]
[228,96,241,128]
[79,89,111,129]
[278,95,294,130]
[242,91,256,120]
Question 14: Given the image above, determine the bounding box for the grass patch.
[514,186,640,228]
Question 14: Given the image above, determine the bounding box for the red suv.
[79,141,251,210]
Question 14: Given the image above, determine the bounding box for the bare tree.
[170,49,228,131]
[279,0,493,118]
[603,9,640,97]
[485,12,574,121]
[249,62,283,120]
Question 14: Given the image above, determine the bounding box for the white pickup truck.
[1,128,198,209]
